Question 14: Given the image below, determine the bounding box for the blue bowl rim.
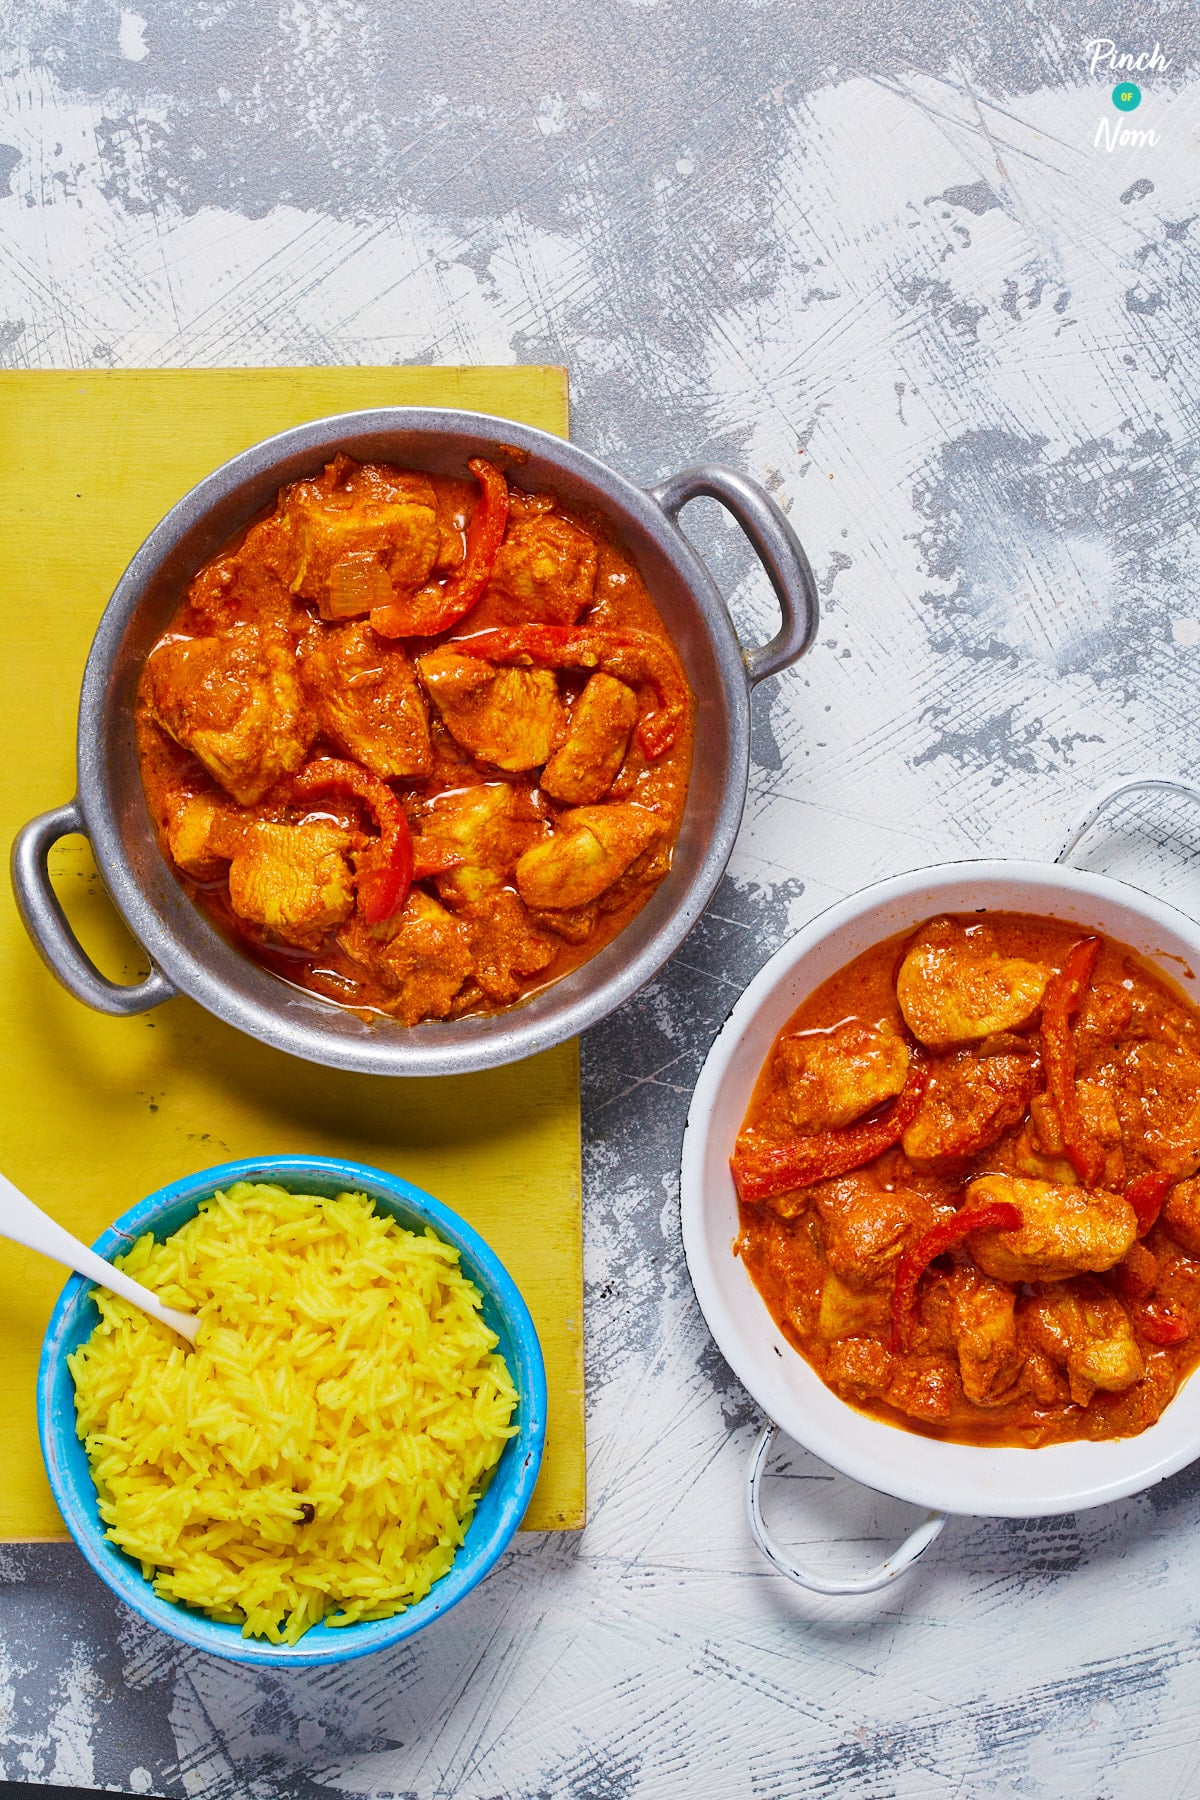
[37,1154,548,1668]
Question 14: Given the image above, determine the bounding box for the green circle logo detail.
[1113,83,1142,111]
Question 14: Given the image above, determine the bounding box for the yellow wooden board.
[0,366,583,1536]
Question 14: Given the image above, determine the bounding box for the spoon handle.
[0,1172,198,1344]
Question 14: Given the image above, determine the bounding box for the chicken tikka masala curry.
[731,914,1200,1446]
[136,455,693,1025]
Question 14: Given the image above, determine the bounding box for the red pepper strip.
[357,834,414,923]
[370,457,509,638]
[292,758,414,925]
[1126,1171,1172,1238]
[890,1202,1022,1354]
[731,1057,929,1205]
[1133,1301,1191,1346]
[1040,936,1105,1186]
[449,623,690,760]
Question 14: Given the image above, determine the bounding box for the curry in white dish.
[732,914,1200,1446]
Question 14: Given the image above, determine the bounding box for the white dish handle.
[1057,774,1200,866]
[746,1423,948,1594]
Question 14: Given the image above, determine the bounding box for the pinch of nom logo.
[1087,37,1168,150]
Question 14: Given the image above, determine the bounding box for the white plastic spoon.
[0,1171,199,1344]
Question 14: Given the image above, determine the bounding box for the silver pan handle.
[746,1423,948,1596]
[11,800,175,1016]
[649,465,819,685]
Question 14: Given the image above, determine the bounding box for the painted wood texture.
[0,366,584,1539]
[6,6,1200,1799]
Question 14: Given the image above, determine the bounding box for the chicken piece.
[1127,987,1199,1050]
[515,803,664,911]
[505,490,557,527]
[485,513,598,625]
[1161,1178,1200,1256]
[185,535,296,630]
[1022,1349,1071,1407]
[280,463,442,620]
[1117,1041,1200,1178]
[901,1047,1035,1164]
[299,621,431,780]
[1026,1081,1122,1184]
[816,1270,890,1339]
[1080,1078,1126,1186]
[226,820,356,948]
[417,648,566,772]
[776,1019,909,1133]
[528,902,599,945]
[824,1338,895,1402]
[1009,1120,1078,1186]
[142,624,314,805]
[1085,1349,1177,1437]
[1076,981,1134,1056]
[884,1356,960,1422]
[162,793,230,881]
[1152,1239,1200,1318]
[965,1175,1137,1283]
[1022,1283,1144,1406]
[896,919,1052,1049]
[1029,1091,1065,1155]
[463,890,556,1004]
[1079,1079,1123,1145]
[338,889,472,1025]
[757,1180,812,1223]
[540,674,639,805]
[813,1173,933,1292]
[421,784,545,908]
[943,1267,1023,1405]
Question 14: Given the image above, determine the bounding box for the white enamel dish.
[680,779,1200,1585]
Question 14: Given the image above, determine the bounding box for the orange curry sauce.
[732,913,1200,1447]
[136,457,694,1026]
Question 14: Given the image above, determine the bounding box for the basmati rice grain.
[68,1184,519,1643]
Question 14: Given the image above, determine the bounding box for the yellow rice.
[67,1183,519,1645]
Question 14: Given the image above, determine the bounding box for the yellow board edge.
[0,365,584,1537]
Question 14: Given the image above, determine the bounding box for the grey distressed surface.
[4,1,1200,1793]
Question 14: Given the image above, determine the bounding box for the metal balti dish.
[680,778,1200,1593]
[11,409,817,1077]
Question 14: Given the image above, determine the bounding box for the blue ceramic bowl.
[38,1155,547,1667]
